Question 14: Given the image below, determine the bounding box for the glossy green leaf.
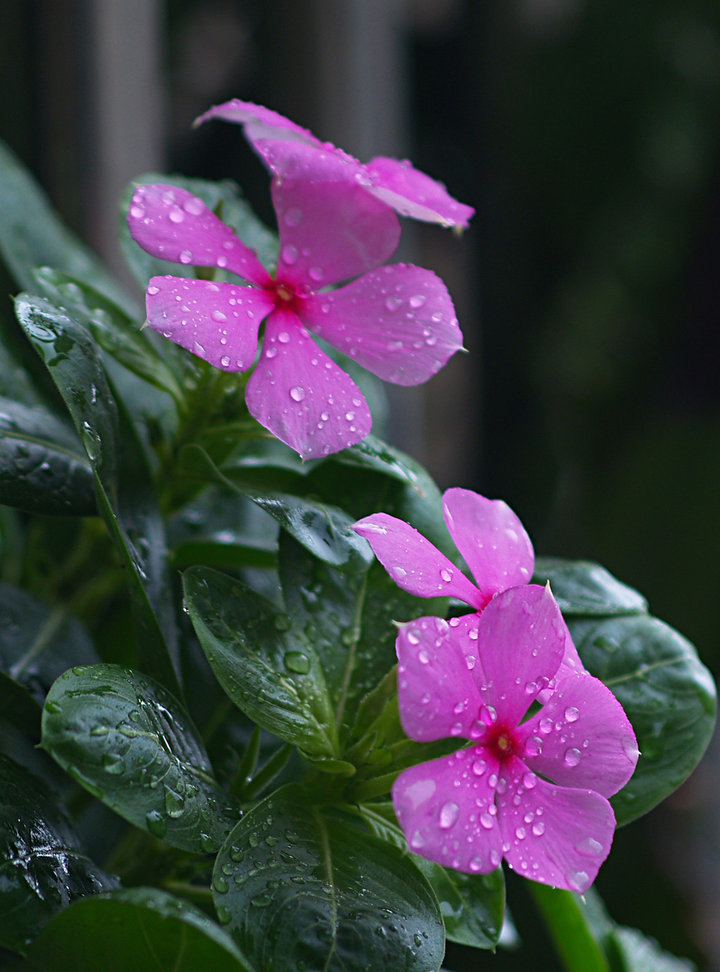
[279,532,444,739]
[183,567,338,757]
[181,443,373,571]
[0,582,97,730]
[0,754,118,955]
[569,613,716,824]
[359,802,504,950]
[0,396,95,515]
[23,887,255,972]
[0,139,135,314]
[533,557,648,615]
[41,664,235,852]
[120,173,278,289]
[212,785,444,972]
[606,926,696,972]
[32,266,183,404]
[15,294,181,694]
[528,884,610,972]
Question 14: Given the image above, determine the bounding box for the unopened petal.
[395,616,482,742]
[443,489,534,606]
[393,748,503,873]
[301,265,463,385]
[353,513,482,606]
[145,276,273,371]
[497,755,616,892]
[127,184,271,286]
[516,671,639,798]
[245,308,371,459]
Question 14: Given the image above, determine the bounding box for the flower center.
[484,724,516,762]
[274,282,295,304]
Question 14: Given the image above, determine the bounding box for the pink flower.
[127,183,463,459]
[354,488,583,680]
[194,100,474,231]
[392,585,639,890]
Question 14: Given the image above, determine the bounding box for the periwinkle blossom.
[392,585,639,890]
[354,488,583,681]
[127,182,463,459]
[194,100,475,231]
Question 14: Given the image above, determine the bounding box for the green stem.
[527,882,610,972]
[160,880,214,908]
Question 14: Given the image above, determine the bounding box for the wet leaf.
[570,613,716,824]
[534,557,648,615]
[359,802,504,950]
[41,664,235,853]
[15,294,181,694]
[181,443,372,572]
[0,397,95,515]
[24,887,255,972]
[279,532,445,738]
[0,754,118,955]
[183,567,337,757]
[212,785,444,972]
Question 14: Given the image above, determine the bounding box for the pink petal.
[393,747,503,873]
[473,586,566,727]
[515,672,639,798]
[536,618,586,705]
[300,265,463,385]
[245,308,371,459]
[194,99,320,147]
[127,184,271,286]
[365,156,474,229]
[145,276,274,371]
[273,179,400,288]
[353,513,482,606]
[496,755,616,892]
[442,489,534,608]
[395,617,482,742]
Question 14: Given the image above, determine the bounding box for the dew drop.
[284,207,303,227]
[278,331,290,344]
[576,836,603,857]
[468,856,484,872]
[281,243,299,265]
[409,294,427,309]
[385,295,403,311]
[284,651,310,674]
[179,249,193,264]
[524,736,543,757]
[308,266,325,282]
[539,717,554,734]
[532,820,546,837]
[567,870,589,892]
[169,207,184,223]
[145,810,167,837]
[440,568,452,583]
[212,309,227,323]
[564,706,580,723]
[289,385,306,402]
[563,747,582,767]
[439,802,459,829]
[102,754,125,775]
[183,196,205,216]
[147,284,159,296]
[480,813,495,830]
[418,650,430,665]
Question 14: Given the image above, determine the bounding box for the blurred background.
[1,0,719,968]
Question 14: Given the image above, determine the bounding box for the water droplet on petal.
[289,385,306,402]
[472,758,487,776]
[308,266,325,282]
[564,706,580,723]
[147,284,159,296]
[278,331,290,344]
[480,813,495,830]
[440,568,452,583]
[281,243,299,265]
[409,294,427,309]
[563,747,582,767]
[524,736,543,757]
[567,870,590,892]
[284,207,303,227]
[532,820,546,837]
[179,249,193,264]
[439,802,459,829]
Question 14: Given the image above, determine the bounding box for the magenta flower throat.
[392,585,639,891]
[127,181,463,459]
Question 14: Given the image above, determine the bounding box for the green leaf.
[0,139,135,315]
[120,173,278,289]
[181,443,373,571]
[15,294,181,694]
[569,613,716,824]
[183,567,338,757]
[0,582,97,713]
[212,785,444,972]
[359,802,504,950]
[32,266,184,404]
[533,557,648,615]
[605,926,696,972]
[41,664,235,853]
[0,396,96,515]
[23,887,256,972]
[528,884,610,972]
[0,754,118,955]
[279,532,443,739]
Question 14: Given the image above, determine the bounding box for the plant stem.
[527,882,610,972]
